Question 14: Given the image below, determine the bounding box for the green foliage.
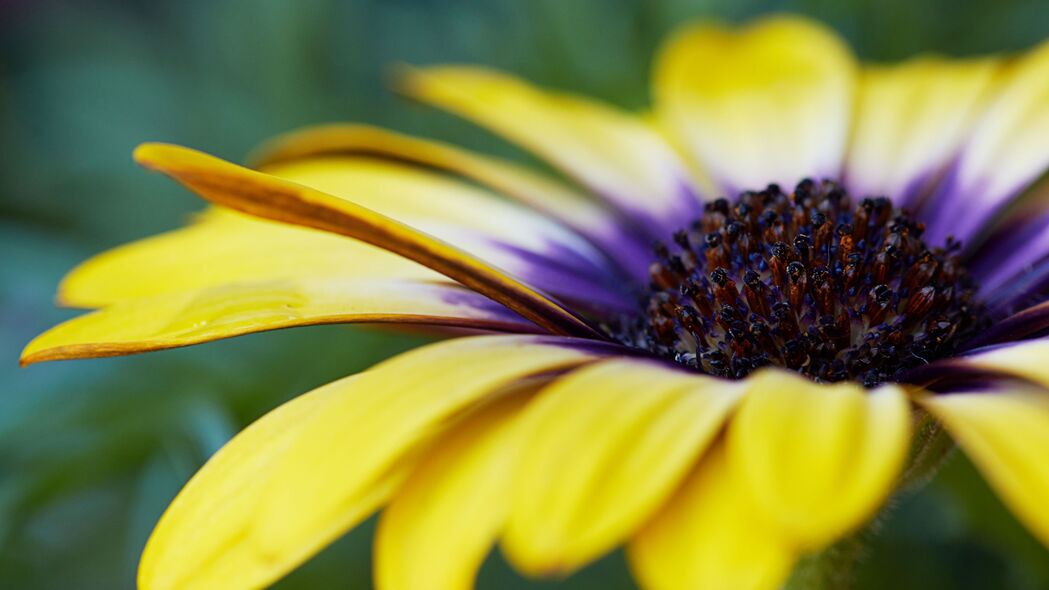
[2,1,1047,588]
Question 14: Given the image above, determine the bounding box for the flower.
[21,14,1049,590]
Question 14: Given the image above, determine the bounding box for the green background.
[2,0,1048,588]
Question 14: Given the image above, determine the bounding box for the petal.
[397,65,703,237]
[139,334,612,590]
[959,338,1049,386]
[253,124,654,282]
[253,336,612,582]
[133,143,603,339]
[61,207,632,316]
[966,180,1049,305]
[961,301,1049,350]
[58,208,440,308]
[261,156,613,278]
[728,370,911,550]
[253,124,617,243]
[21,278,538,365]
[922,38,1049,246]
[846,56,1001,207]
[375,387,531,590]
[654,16,856,194]
[903,337,1049,388]
[502,359,742,576]
[920,388,1049,549]
[627,442,796,590]
[138,372,409,590]
[260,156,635,311]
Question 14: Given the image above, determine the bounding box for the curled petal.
[729,370,911,550]
[375,389,531,590]
[133,143,603,338]
[628,442,796,590]
[502,359,741,576]
[253,124,654,282]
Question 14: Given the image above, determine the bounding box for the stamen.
[610,179,988,385]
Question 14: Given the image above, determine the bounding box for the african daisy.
[22,15,1049,590]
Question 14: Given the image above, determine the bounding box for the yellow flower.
[22,14,1049,590]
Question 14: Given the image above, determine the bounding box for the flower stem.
[899,409,955,490]
[783,528,872,590]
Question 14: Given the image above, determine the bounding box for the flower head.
[23,15,1049,590]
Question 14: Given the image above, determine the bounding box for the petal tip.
[54,284,79,309]
[133,142,218,175]
[18,341,48,367]
[133,142,178,167]
[54,270,93,308]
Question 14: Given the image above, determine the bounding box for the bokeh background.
[3,0,1049,588]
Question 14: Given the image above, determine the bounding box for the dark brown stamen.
[610,179,988,386]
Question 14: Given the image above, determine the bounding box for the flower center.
[610,179,988,386]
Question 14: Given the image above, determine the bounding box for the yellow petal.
[58,208,440,308]
[258,157,630,310]
[654,15,857,193]
[962,339,1049,386]
[254,124,654,281]
[253,124,614,238]
[926,37,1049,243]
[398,65,701,230]
[502,359,742,576]
[846,56,1000,205]
[133,143,602,339]
[21,278,535,365]
[261,156,610,275]
[138,373,410,590]
[628,442,796,590]
[728,370,911,550]
[252,336,608,582]
[375,387,531,590]
[920,389,1049,548]
[139,335,608,590]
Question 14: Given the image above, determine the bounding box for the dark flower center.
[610,179,989,386]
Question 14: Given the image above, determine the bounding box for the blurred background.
[2,0,1049,588]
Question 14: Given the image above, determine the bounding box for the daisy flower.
[22,14,1049,590]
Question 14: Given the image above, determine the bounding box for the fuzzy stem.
[899,409,956,490]
[783,527,873,590]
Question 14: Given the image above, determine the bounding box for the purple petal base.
[899,350,1022,394]
[962,300,1049,349]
